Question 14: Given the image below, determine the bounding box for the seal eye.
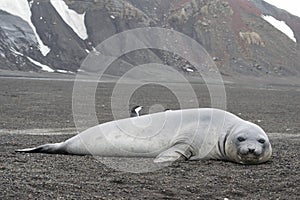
[237,136,246,142]
[258,139,265,144]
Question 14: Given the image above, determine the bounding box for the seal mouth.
[237,154,261,164]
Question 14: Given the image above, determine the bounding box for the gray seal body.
[16,108,272,164]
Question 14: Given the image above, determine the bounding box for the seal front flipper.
[16,142,68,154]
[153,143,194,163]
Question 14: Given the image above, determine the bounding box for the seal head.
[225,122,272,164]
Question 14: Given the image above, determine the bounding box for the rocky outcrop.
[239,32,265,46]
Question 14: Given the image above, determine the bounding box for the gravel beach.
[0,74,299,199]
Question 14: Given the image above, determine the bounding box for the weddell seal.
[16,108,272,164]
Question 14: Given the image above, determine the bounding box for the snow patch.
[10,48,24,56]
[50,0,88,40]
[0,0,51,56]
[186,68,194,72]
[56,69,68,73]
[27,56,54,72]
[10,47,54,72]
[56,69,75,74]
[262,15,296,42]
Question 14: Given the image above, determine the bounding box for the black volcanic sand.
[0,75,300,199]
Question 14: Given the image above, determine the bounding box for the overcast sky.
[263,0,300,17]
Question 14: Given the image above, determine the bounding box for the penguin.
[130,106,143,117]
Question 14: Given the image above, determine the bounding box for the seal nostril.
[248,148,255,153]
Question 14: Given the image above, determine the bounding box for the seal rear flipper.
[15,142,68,154]
[153,143,193,163]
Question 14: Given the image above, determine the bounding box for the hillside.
[0,0,299,78]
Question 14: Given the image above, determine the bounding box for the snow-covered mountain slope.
[0,0,299,77]
[50,0,88,40]
[263,0,300,42]
[1,0,50,56]
[262,15,296,42]
[250,0,300,43]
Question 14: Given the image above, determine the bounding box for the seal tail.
[15,142,68,154]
